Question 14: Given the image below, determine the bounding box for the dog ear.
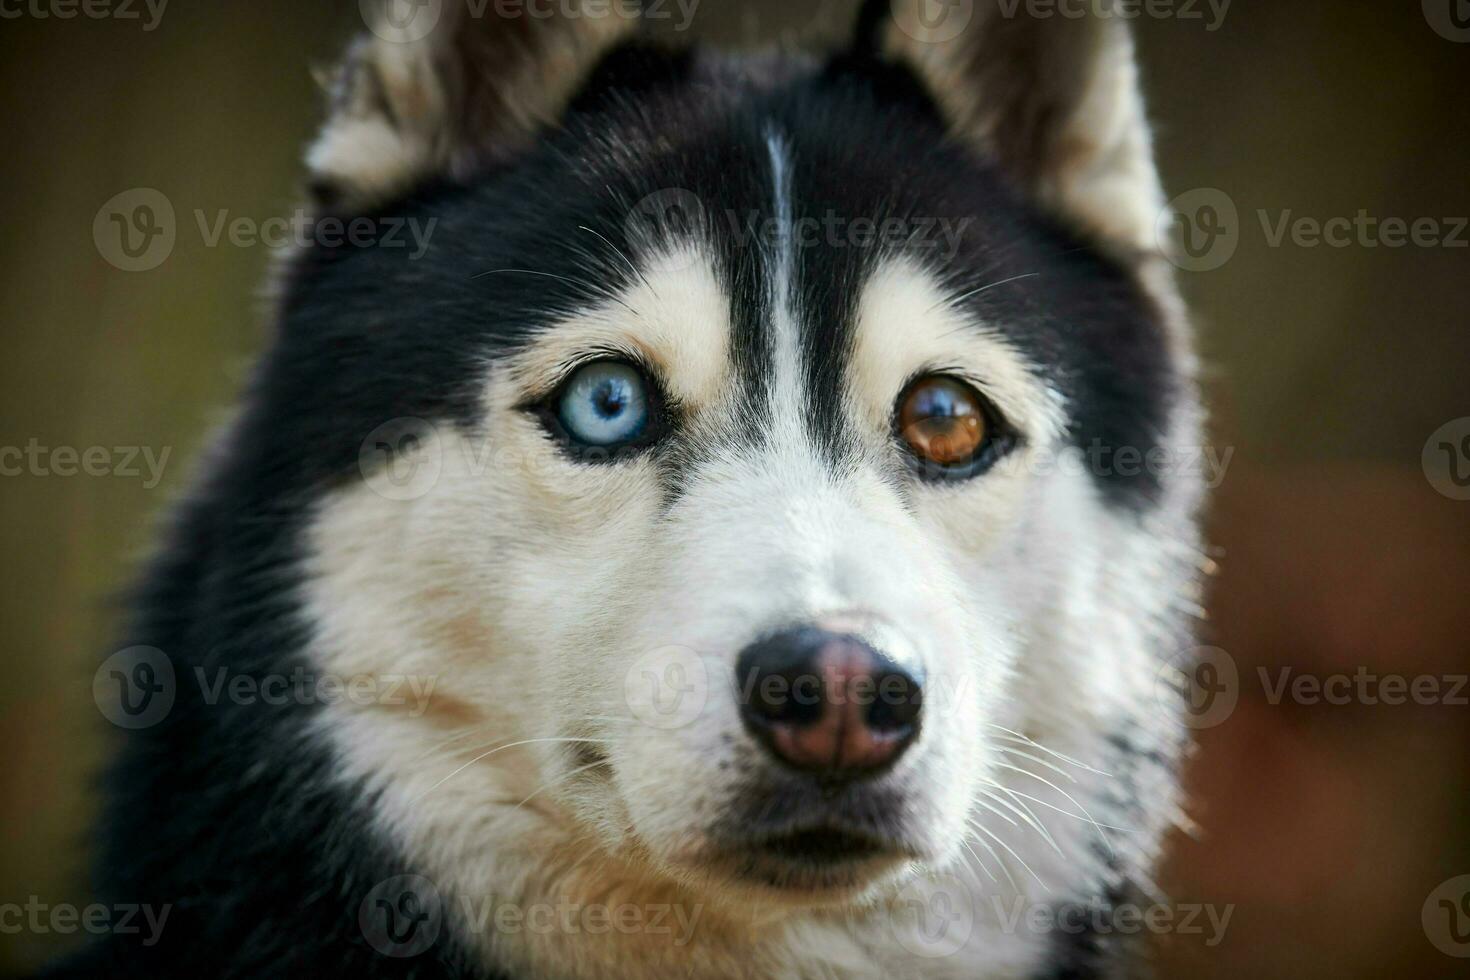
[868,0,1166,254]
[307,0,637,211]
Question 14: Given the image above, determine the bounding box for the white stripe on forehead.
[763,128,806,435]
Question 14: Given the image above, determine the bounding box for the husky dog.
[59,1,1205,977]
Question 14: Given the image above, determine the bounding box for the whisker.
[471,268,636,315]
[408,737,615,806]
[990,763,1115,852]
[970,819,1046,890]
[976,793,1064,858]
[984,781,1134,838]
[929,273,1040,312]
[964,832,1015,890]
[995,746,1080,784]
[986,725,1113,776]
[957,837,999,885]
[578,225,654,295]
[511,759,610,812]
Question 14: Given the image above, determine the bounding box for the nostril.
[736,627,830,730]
[866,661,923,735]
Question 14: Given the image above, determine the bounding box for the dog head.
[284,0,1201,930]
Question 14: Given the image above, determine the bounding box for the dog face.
[273,1,1202,971]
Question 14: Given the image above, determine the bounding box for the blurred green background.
[2,0,1468,975]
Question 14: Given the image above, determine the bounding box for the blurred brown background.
[1,0,1467,975]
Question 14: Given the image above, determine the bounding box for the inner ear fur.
[307,0,638,211]
[875,0,1167,255]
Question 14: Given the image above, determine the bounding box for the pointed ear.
[873,0,1165,255]
[307,0,638,211]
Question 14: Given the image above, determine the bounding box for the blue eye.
[555,361,652,450]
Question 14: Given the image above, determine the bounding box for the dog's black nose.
[735,627,922,779]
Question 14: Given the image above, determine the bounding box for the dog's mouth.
[701,822,918,894]
[755,826,890,864]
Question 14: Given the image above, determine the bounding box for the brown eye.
[897,376,994,474]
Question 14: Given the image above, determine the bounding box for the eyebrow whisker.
[930,272,1041,313]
